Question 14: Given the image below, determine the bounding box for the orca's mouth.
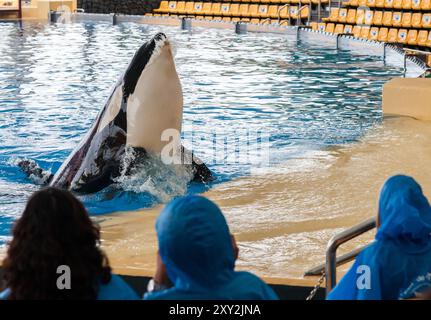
[123,33,170,101]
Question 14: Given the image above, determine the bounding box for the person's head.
[2,187,111,300]
[155,195,237,290]
[376,175,431,253]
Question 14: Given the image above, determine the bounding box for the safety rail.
[403,48,431,71]
[324,217,376,296]
[277,3,290,25]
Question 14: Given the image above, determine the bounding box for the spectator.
[327,175,431,300]
[0,187,138,300]
[144,195,278,300]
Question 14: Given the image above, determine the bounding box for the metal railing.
[324,217,376,295]
[277,3,290,25]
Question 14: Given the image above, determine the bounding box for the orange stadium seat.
[412,0,421,9]
[154,0,169,12]
[392,12,402,26]
[360,26,370,38]
[220,3,229,15]
[239,4,249,17]
[373,11,383,25]
[352,25,362,37]
[346,9,356,24]
[348,0,359,5]
[258,5,269,18]
[356,9,365,24]
[323,8,339,22]
[175,2,186,14]
[267,5,278,18]
[183,2,194,15]
[402,0,412,8]
[397,29,408,43]
[278,5,289,19]
[210,3,221,15]
[318,22,326,31]
[367,0,377,6]
[193,2,203,14]
[387,28,398,42]
[365,10,373,25]
[423,13,431,28]
[401,12,412,27]
[248,4,260,17]
[310,21,318,30]
[369,27,379,40]
[325,23,335,33]
[338,8,348,23]
[359,0,368,5]
[378,27,389,41]
[393,0,403,8]
[375,0,385,6]
[201,2,212,15]
[334,24,345,33]
[422,0,431,9]
[383,11,393,26]
[385,0,394,7]
[417,30,428,46]
[344,24,353,33]
[412,12,422,27]
[228,3,240,16]
[407,29,418,44]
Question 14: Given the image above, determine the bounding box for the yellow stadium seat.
[258,5,269,18]
[166,1,177,13]
[250,18,260,23]
[367,0,377,6]
[407,29,418,45]
[232,17,241,22]
[210,3,221,15]
[417,30,428,46]
[310,21,318,30]
[393,0,403,8]
[346,9,356,24]
[412,0,421,9]
[344,24,353,33]
[401,12,411,27]
[193,2,203,14]
[383,11,393,26]
[220,3,230,16]
[318,22,326,31]
[352,25,362,37]
[348,0,359,5]
[402,0,412,8]
[373,11,383,25]
[334,24,344,33]
[174,1,186,14]
[239,4,249,17]
[412,13,422,28]
[228,3,240,16]
[365,10,373,25]
[422,0,431,9]
[154,0,169,12]
[392,12,402,26]
[369,27,379,40]
[325,23,335,33]
[248,4,259,17]
[378,27,389,41]
[397,29,408,43]
[299,6,310,18]
[423,13,431,28]
[360,27,370,38]
[338,8,348,23]
[356,9,365,24]
[267,5,278,18]
[182,1,194,15]
[201,2,212,14]
[222,17,231,22]
[359,0,368,5]
[427,32,431,47]
[279,5,289,19]
[384,0,394,7]
[375,0,385,6]
[322,3,338,18]
[387,28,398,42]
[269,0,280,3]
[289,6,299,19]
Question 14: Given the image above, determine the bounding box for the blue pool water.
[0,20,406,244]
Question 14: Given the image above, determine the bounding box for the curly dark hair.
[2,187,111,300]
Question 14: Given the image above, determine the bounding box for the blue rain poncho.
[328,175,431,300]
[144,195,278,300]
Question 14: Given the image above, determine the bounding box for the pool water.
[0,20,407,244]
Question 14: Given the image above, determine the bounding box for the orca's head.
[98,33,183,153]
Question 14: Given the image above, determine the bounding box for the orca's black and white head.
[49,33,192,193]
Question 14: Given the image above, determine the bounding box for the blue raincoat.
[328,175,431,300]
[144,195,278,300]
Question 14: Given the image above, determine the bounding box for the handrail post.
[278,3,290,25]
[325,218,376,296]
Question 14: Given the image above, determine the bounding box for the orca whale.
[19,33,212,194]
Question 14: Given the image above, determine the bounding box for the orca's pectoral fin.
[17,159,53,185]
[181,146,214,183]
